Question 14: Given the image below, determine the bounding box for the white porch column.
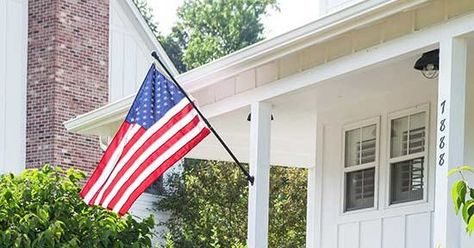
[247,102,272,248]
[433,37,467,247]
[306,121,323,248]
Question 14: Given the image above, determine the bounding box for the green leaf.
[462,200,474,224]
[452,180,467,214]
[468,213,474,235]
[460,165,474,173]
[448,168,460,177]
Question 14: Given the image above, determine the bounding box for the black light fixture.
[247,113,274,122]
[414,49,439,79]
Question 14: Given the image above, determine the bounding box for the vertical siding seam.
[0,0,7,170]
[379,218,383,248]
[403,214,407,248]
[357,221,361,248]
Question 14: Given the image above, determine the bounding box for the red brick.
[26,0,109,175]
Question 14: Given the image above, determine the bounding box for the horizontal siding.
[0,0,28,174]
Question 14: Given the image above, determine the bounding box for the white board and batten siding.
[109,0,156,102]
[318,77,437,248]
[0,0,28,174]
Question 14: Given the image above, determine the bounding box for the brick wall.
[27,0,109,174]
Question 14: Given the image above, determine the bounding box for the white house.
[65,0,474,247]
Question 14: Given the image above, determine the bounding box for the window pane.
[345,128,360,167]
[391,116,408,158]
[361,125,376,164]
[390,157,424,204]
[408,112,426,154]
[345,168,375,211]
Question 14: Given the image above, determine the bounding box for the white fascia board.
[176,0,429,91]
[64,93,134,134]
[118,0,178,76]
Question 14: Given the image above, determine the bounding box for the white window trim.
[385,104,430,209]
[340,116,380,214]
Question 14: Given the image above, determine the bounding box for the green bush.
[157,159,307,248]
[449,165,474,235]
[0,165,155,248]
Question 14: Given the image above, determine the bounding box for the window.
[343,121,378,212]
[389,110,428,205]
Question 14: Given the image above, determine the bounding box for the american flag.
[80,64,210,215]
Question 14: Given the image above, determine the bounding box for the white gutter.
[64,0,429,135]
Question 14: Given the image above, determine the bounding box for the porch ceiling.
[186,54,434,167]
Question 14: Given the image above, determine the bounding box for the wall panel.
[109,0,155,102]
[0,0,28,174]
[406,213,431,248]
[382,216,405,248]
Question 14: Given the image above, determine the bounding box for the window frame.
[341,116,380,214]
[386,105,430,207]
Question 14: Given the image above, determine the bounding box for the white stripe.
[112,122,207,212]
[93,98,190,205]
[101,109,199,207]
[83,124,140,203]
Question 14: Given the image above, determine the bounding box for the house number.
[438,100,447,166]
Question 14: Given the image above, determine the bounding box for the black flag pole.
[151,51,255,185]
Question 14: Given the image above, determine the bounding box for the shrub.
[0,165,155,248]
[449,165,474,235]
[157,159,307,247]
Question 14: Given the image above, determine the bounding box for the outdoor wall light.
[414,49,439,79]
[246,113,274,122]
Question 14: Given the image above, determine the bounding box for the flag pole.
[151,51,255,185]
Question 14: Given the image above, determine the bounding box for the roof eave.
[64,0,429,135]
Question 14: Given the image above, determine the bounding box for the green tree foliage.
[169,0,279,71]
[157,159,307,247]
[449,165,474,235]
[132,0,278,73]
[0,165,155,248]
[132,0,160,36]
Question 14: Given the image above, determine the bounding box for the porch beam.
[247,102,272,248]
[433,36,467,247]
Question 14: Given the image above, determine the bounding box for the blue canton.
[126,64,186,129]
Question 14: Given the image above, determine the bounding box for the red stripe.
[118,128,146,163]
[106,116,202,210]
[118,127,210,215]
[97,103,194,205]
[80,121,131,199]
[87,126,147,205]
[87,127,146,204]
